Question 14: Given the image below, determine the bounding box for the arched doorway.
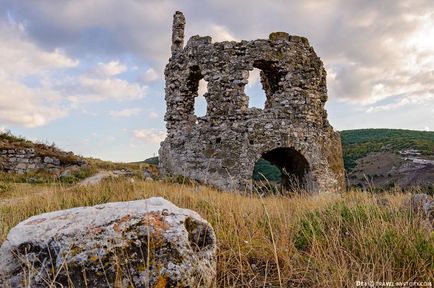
[252,147,310,194]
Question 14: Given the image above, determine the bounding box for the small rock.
[43,156,53,164]
[60,169,71,177]
[410,193,429,214]
[0,197,216,287]
[408,193,433,229]
[143,169,152,178]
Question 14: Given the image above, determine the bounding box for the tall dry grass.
[0,179,432,287]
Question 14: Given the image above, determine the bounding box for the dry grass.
[0,179,433,287]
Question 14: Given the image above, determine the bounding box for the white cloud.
[148,111,159,119]
[325,10,434,106]
[366,98,411,113]
[140,67,160,83]
[0,21,78,76]
[0,72,68,127]
[91,61,127,77]
[0,20,74,127]
[133,129,166,144]
[109,108,142,118]
[1,0,434,134]
[198,79,208,96]
[67,77,147,105]
[209,25,238,42]
[0,18,148,127]
[246,68,261,88]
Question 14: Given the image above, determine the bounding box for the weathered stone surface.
[0,197,216,287]
[171,11,185,53]
[159,11,345,193]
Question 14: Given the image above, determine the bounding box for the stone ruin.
[159,11,345,193]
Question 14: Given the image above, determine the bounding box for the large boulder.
[0,197,216,287]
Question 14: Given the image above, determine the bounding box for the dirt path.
[78,171,114,186]
[78,170,134,186]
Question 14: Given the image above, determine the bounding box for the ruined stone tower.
[159,11,345,193]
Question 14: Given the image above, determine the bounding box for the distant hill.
[341,129,434,190]
[341,129,434,171]
[143,156,159,165]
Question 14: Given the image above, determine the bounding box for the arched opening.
[246,68,267,109]
[194,79,208,118]
[185,65,208,124]
[252,147,310,194]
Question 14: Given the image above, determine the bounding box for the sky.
[0,0,433,162]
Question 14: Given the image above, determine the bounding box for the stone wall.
[159,11,345,193]
[0,148,86,175]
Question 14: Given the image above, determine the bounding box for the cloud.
[6,0,433,107]
[0,19,74,127]
[133,129,166,144]
[91,61,127,77]
[147,111,159,119]
[209,24,238,42]
[109,108,142,118]
[0,72,68,127]
[1,0,434,133]
[0,17,147,126]
[78,77,146,101]
[246,68,261,88]
[0,20,78,76]
[140,67,160,83]
[366,98,411,113]
[2,0,176,66]
[198,79,208,96]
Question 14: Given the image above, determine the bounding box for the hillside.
[0,131,154,184]
[341,129,434,171]
[341,129,434,190]
[0,130,83,167]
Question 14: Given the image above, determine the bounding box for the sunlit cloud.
[90,61,127,77]
[140,67,160,83]
[109,108,142,118]
[132,129,166,144]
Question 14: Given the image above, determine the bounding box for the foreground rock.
[0,197,216,287]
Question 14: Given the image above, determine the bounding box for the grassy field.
[0,179,432,287]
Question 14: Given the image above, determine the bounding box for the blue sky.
[0,0,433,162]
